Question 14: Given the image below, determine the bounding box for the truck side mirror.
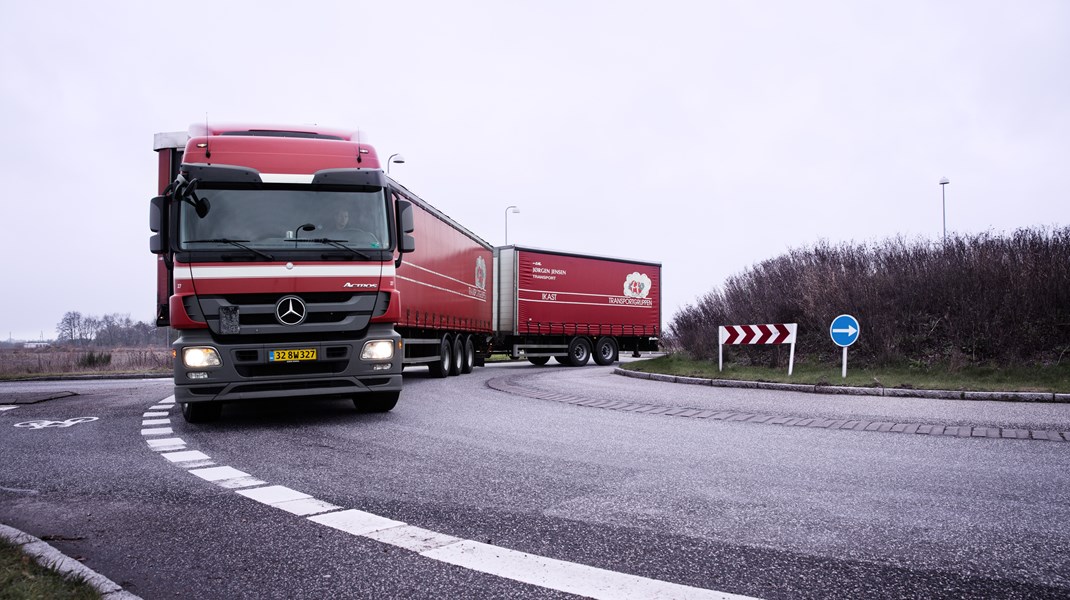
[149,195,167,254]
[397,200,415,253]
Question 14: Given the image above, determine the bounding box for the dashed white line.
[273,497,341,516]
[189,465,251,482]
[309,509,406,536]
[146,437,186,452]
[142,419,171,426]
[236,485,311,505]
[143,396,759,600]
[161,450,210,464]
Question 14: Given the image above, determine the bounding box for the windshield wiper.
[293,238,370,259]
[186,239,275,261]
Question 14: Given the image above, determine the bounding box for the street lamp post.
[387,153,406,174]
[505,205,520,245]
[939,177,950,242]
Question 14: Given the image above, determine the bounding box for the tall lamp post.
[387,153,406,174]
[939,177,950,242]
[505,205,520,245]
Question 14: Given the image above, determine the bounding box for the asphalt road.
[1,362,1068,599]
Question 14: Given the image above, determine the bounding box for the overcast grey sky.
[1,1,1067,341]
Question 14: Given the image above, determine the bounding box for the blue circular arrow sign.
[830,314,860,347]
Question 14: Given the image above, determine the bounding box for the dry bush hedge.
[669,226,1070,367]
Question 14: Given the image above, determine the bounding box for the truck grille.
[192,292,380,339]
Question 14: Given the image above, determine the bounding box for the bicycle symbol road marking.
[14,417,99,429]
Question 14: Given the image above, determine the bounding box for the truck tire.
[450,334,464,376]
[428,335,452,378]
[354,391,399,413]
[566,337,592,367]
[593,337,618,366]
[461,336,475,374]
[181,401,221,423]
[526,356,550,366]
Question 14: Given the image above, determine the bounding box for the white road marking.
[0,406,17,412]
[189,466,252,482]
[147,437,186,451]
[309,509,405,536]
[148,400,759,599]
[422,540,754,600]
[161,450,210,464]
[214,476,267,489]
[237,485,311,505]
[159,397,176,404]
[273,497,342,516]
[364,525,463,553]
[143,411,169,418]
[142,419,171,426]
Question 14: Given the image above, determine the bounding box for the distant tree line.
[668,226,1070,367]
[55,312,168,347]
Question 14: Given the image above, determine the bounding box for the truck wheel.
[428,335,452,378]
[566,338,592,367]
[461,336,475,374]
[354,391,399,413]
[593,337,618,366]
[450,334,464,376]
[181,401,221,423]
[526,356,550,366]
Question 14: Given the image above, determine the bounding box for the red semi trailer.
[493,246,661,366]
[150,123,658,422]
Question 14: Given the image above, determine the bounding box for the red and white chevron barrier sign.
[719,323,796,345]
[718,323,798,375]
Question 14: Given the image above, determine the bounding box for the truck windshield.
[177,186,390,253]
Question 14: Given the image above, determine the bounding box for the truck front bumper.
[172,323,403,404]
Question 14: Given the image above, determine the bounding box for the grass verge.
[0,538,100,600]
[624,354,1070,394]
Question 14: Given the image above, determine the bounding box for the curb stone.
[614,368,1069,403]
[0,523,143,600]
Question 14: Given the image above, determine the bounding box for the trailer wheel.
[181,401,221,423]
[354,391,399,413]
[526,356,550,366]
[461,336,475,374]
[593,337,618,366]
[450,334,464,376]
[428,335,452,378]
[567,337,592,367]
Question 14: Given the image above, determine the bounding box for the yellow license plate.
[269,348,317,362]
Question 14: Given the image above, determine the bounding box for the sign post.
[829,314,860,378]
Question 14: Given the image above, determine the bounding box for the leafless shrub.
[670,226,1070,367]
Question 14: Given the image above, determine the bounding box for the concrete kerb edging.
[613,368,1070,403]
[0,523,143,600]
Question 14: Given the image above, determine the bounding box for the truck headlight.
[361,340,394,361]
[183,347,222,368]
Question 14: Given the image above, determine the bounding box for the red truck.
[151,124,658,422]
